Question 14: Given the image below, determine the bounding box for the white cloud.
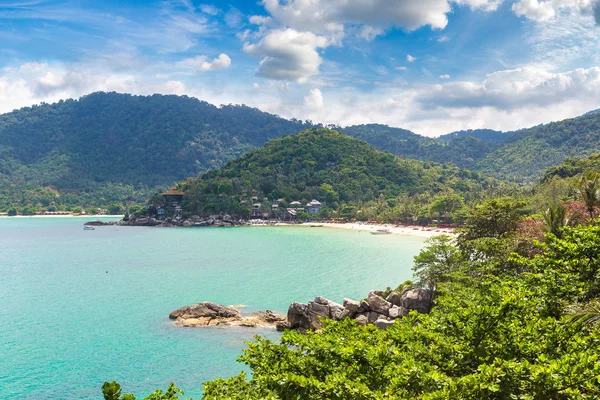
[415,66,600,110]
[178,54,231,72]
[396,66,408,71]
[453,0,504,11]
[199,4,220,15]
[304,88,324,109]
[224,7,244,27]
[512,0,557,21]
[243,29,329,83]
[512,0,596,22]
[440,74,451,79]
[407,55,417,62]
[437,35,451,42]
[199,53,231,72]
[261,0,453,33]
[357,25,385,40]
[253,82,260,89]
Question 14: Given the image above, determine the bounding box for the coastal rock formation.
[284,288,433,332]
[170,302,285,328]
[85,213,248,228]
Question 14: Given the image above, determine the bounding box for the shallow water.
[0,218,425,399]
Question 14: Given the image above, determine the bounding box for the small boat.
[371,229,392,235]
[83,225,95,231]
[310,224,323,227]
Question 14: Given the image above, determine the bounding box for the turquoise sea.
[0,217,425,399]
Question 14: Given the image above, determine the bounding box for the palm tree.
[577,171,600,219]
[566,300,600,328]
[543,202,568,237]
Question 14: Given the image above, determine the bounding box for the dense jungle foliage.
[104,172,600,399]
[475,112,600,183]
[0,92,309,212]
[178,128,514,223]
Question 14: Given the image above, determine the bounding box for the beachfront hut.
[307,200,322,215]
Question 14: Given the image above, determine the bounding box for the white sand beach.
[314,222,456,238]
[246,221,456,238]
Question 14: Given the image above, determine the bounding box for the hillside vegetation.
[0,92,309,211]
[3,92,600,212]
[180,128,511,222]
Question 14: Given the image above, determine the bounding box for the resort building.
[162,189,185,207]
[306,200,322,215]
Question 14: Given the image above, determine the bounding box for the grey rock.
[252,310,286,324]
[307,301,330,318]
[400,288,433,314]
[276,321,290,331]
[368,293,392,316]
[368,311,380,323]
[388,306,402,319]
[313,296,330,305]
[287,302,308,329]
[169,302,240,320]
[369,290,386,298]
[355,315,368,325]
[359,299,370,313]
[332,308,350,321]
[343,298,360,314]
[385,292,403,307]
[374,318,395,330]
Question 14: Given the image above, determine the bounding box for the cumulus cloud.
[243,29,329,83]
[440,74,451,79]
[261,0,453,33]
[304,88,324,109]
[415,66,600,110]
[512,0,596,22]
[178,54,231,72]
[454,0,504,11]
[407,55,417,62]
[512,0,557,21]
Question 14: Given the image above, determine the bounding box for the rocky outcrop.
[170,302,285,329]
[399,288,432,314]
[284,287,433,332]
[87,213,248,228]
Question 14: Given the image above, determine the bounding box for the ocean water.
[0,218,425,399]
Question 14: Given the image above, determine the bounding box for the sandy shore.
[246,221,456,238]
[313,222,455,238]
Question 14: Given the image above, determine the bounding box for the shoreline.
[254,221,456,239]
[0,215,124,218]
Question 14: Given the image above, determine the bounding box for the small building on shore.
[306,200,322,215]
[162,189,185,207]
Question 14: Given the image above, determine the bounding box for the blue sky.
[1,0,600,136]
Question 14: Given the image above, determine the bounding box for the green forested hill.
[339,124,501,169]
[437,129,508,144]
[2,91,600,212]
[475,113,600,183]
[181,128,505,219]
[342,113,600,184]
[0,92,309,211]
